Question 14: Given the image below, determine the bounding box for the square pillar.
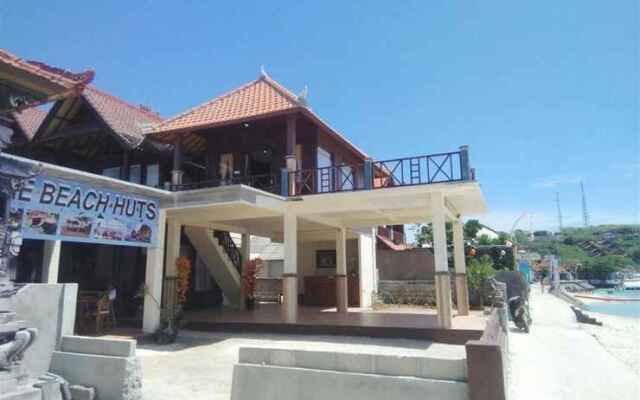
[336,228,348,313]
[432,192,453,329]
[143,210,166,333]
[453,219,470,316]
[282,213,298,322]
[41,240,61,283]
[357,229,376,309]
[241,233,251,266]
[163,219,181,316]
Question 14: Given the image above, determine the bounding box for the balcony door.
[316,147,333,193]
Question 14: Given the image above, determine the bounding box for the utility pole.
[555,192,563,233]
[580,181,590,227]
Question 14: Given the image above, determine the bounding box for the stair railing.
[213,230,242,274]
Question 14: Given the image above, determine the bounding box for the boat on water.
[622,280,640,291]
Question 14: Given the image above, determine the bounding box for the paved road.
[508,285,639,400]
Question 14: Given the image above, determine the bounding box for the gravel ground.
[138,330,464,400]
[508,285,639,400]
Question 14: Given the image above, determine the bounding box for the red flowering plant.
[242,258,263,301]
[176,256,192,305]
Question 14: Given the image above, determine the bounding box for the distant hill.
[519,225,640,269]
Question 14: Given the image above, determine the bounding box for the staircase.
[184,227,243,308]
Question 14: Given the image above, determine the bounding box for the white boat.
[622,280,640,291]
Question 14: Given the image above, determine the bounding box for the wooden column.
[171,136,184,186]
[285,115,297,194]
[336,228,348,313]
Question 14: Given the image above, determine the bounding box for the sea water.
[586,289,640,318]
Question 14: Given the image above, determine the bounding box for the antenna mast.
[555,192,563,232]
[580,181,590,227]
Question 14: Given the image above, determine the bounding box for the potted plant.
[242,258,263,310]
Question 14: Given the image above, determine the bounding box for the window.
[145,164,160,187]
[102,166,121,179]
[129,164,142,184]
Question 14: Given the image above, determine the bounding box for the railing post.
[363,159,373,190]
[280,168,290,196]
[459,145,470,181]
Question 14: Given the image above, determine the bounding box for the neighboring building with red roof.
[10,107,47,144]
[10,84,171,186]
[0,48,93,114]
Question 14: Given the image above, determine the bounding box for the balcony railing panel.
[169,147,473,197]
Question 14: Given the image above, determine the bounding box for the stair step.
[231,363,468,400]
[0,387,41,400]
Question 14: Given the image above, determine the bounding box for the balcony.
[170,146,475,196]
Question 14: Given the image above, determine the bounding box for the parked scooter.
[508,296,532,333]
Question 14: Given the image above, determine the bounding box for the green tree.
[463,219,482,239]
[584,255,629,279]
[413,222,453,246]
[478,234,492,245]
[467,255,496,308]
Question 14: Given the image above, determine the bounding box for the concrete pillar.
[41,240,61,283]
[358,229,377,309]
[432,192,453,329]
[336,228,348,313]
[453,220,470,316]
[282,213,298,322]
[163,219,181,314]
[143,209,166,333]
[241,233,251,267]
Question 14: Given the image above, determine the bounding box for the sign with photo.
[10,175,159,248]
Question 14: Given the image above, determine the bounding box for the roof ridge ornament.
[260,65,269,78]
[297,85,308,106]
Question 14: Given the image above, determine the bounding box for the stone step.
[0,387,41,400]
[239,347,467,381]
[60,335,135,357]
[231,363,469,400]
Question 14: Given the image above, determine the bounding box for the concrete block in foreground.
[238,347,467,381]
[231,363,468,400]
[69,385,96,400]
[61,335,135,357]
[49,351,142,400]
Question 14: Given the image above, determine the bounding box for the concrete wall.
[377,248,435,280]
[1,283,78,376]
[465,308,508,400]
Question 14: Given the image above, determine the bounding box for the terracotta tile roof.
[12,107,47,140]
[154,74,301,134]
[83,86,163,148]
[0,48,94,90]
[153,73,369,160]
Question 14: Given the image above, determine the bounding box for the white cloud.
[531,174,583,189]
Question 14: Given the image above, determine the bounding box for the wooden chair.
[94,295,112,334]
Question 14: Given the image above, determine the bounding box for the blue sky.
[2,1,638,231]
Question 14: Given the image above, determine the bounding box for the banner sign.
[8,175,159,248]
